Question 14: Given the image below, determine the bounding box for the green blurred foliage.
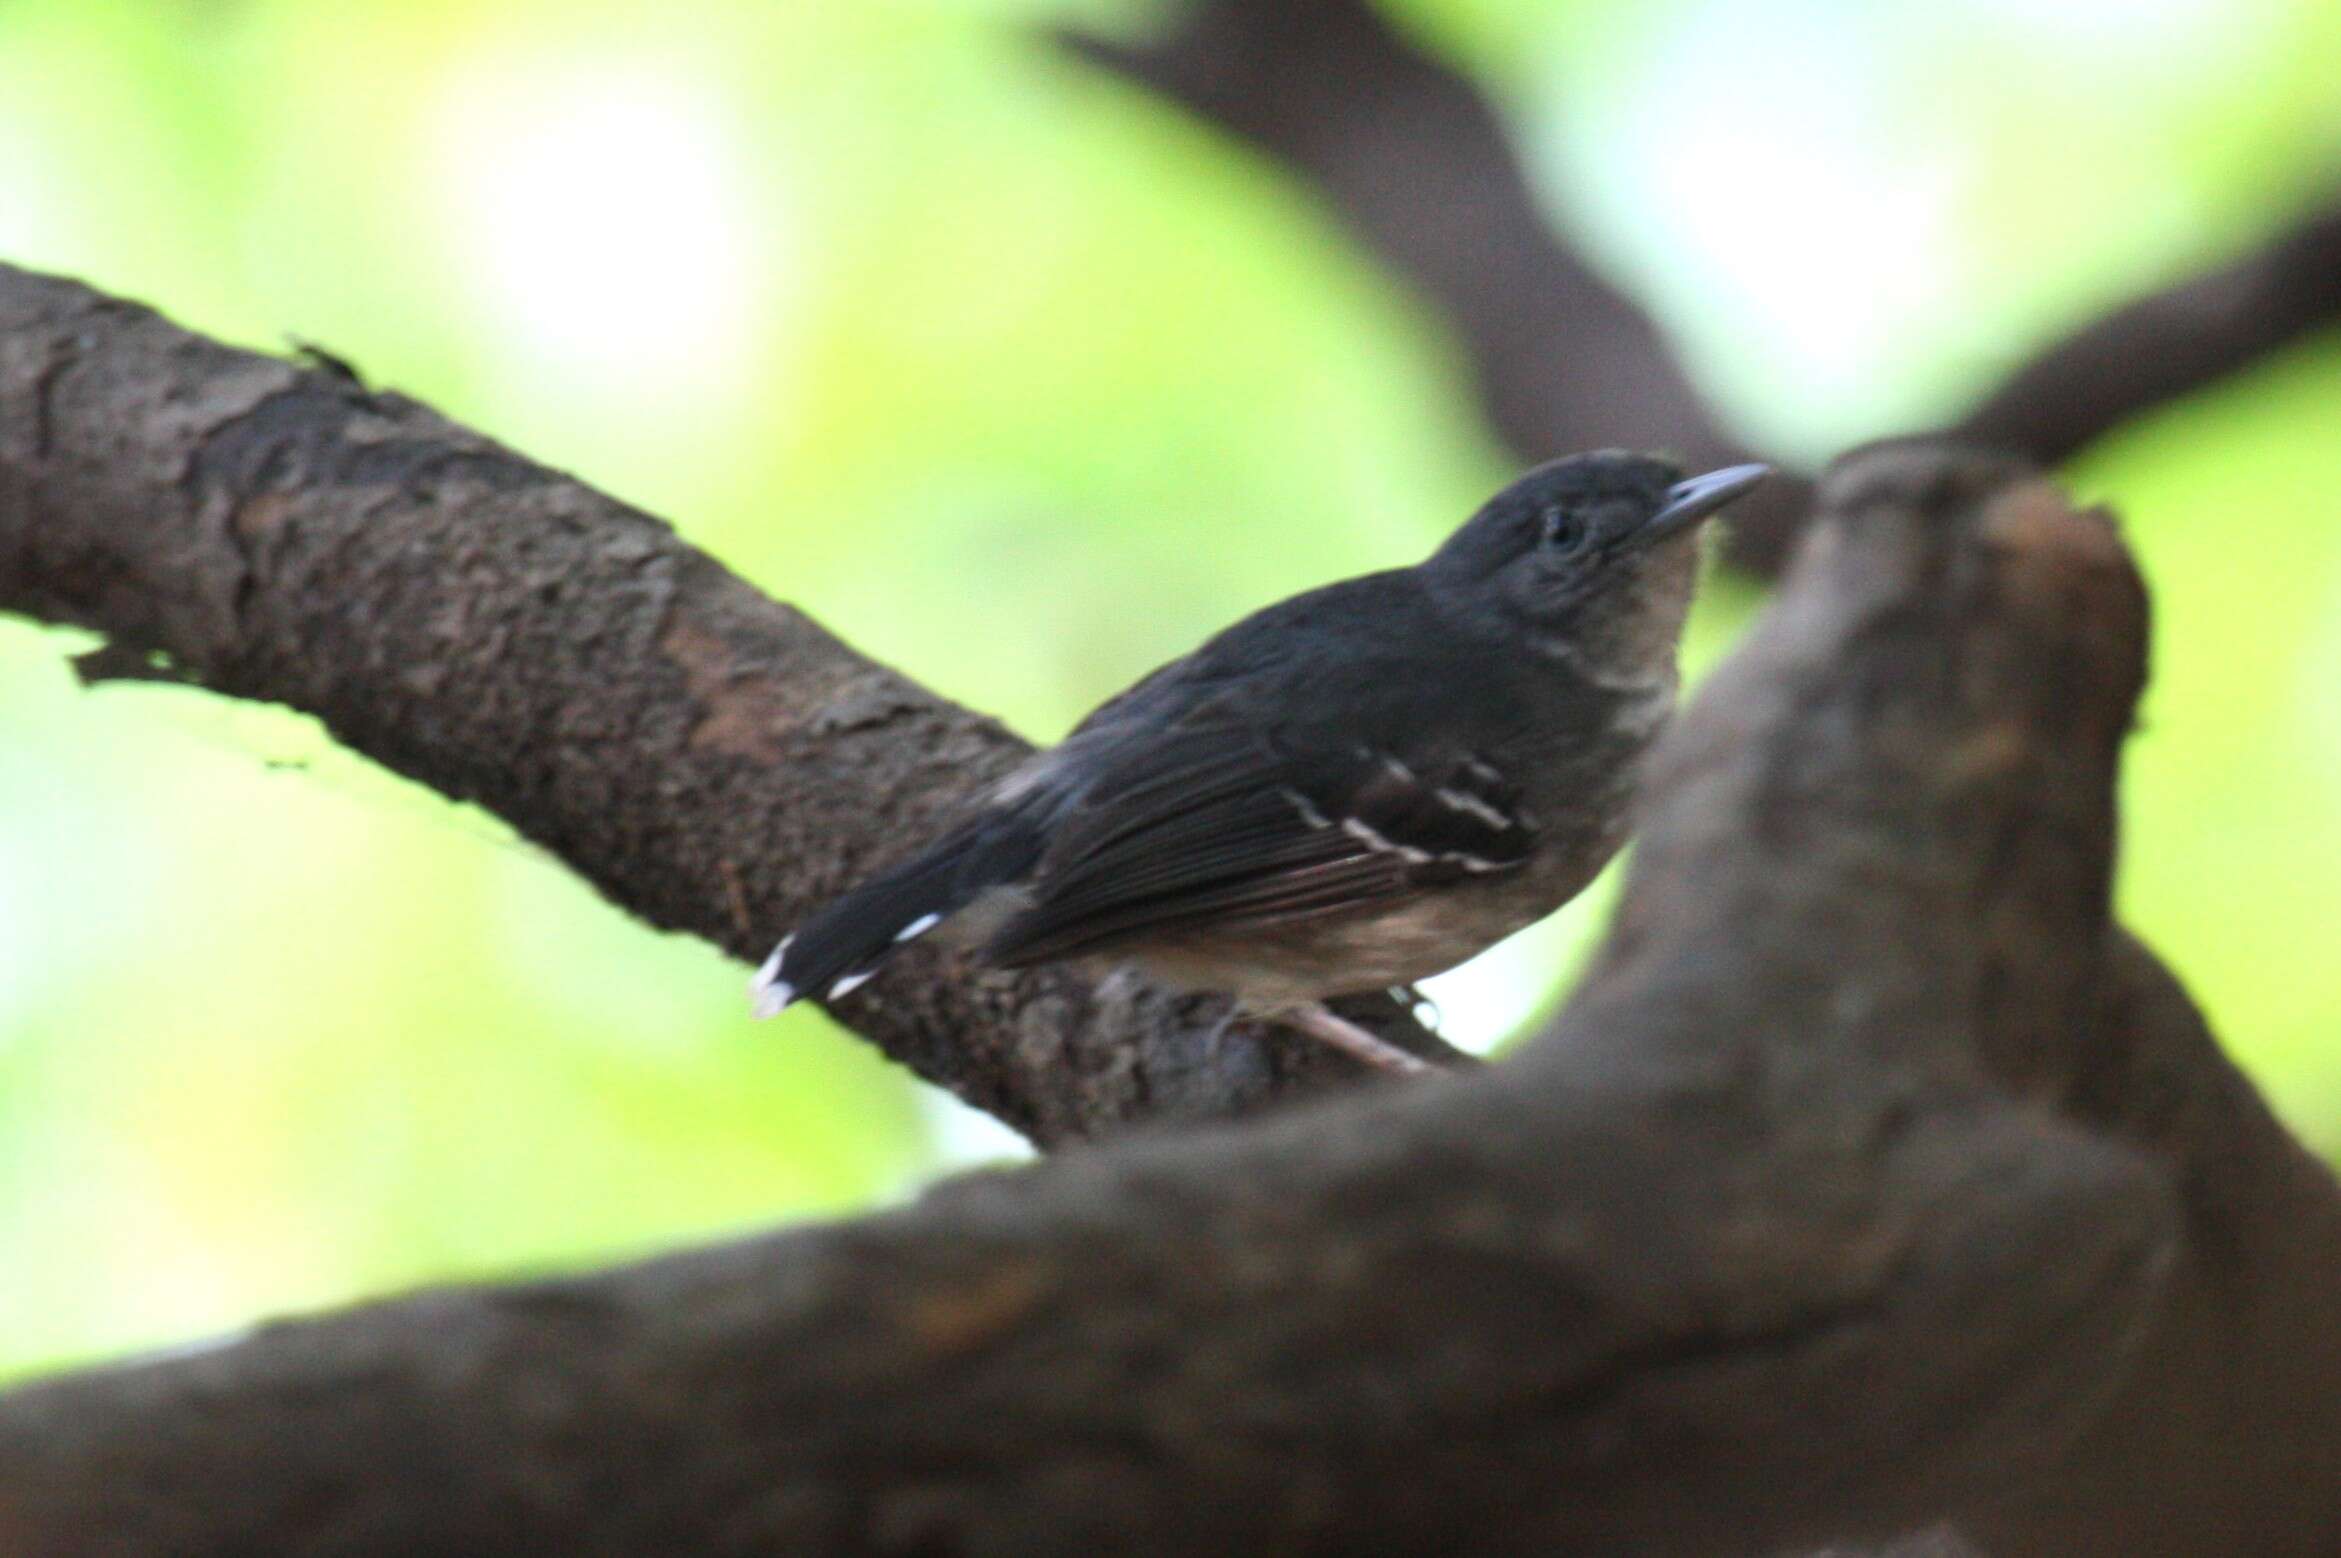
[1,0,2337,1377]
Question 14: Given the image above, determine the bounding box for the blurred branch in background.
[1062,0,1772,539]
[1067,0,2341,573]
[5,445,2336,1554]
[0,262,1459,1150]
[1953,198,2341,463]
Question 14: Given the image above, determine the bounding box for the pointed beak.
[1641,462,1771,544]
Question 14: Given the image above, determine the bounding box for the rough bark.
[1068,0,2341,573]
[0,261,1459,1148]
[3,439,2334,1555]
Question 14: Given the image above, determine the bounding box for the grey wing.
[981,721,1537,967]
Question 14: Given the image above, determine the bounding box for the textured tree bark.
[3,425,2334,1554]
[0,262,1460,1148]
[1067,0,2341,574]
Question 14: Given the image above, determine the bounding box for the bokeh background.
[3,0,2338,1380]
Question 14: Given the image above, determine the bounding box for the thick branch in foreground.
[5,446,2335,1555]
[0,262,1456,1146]
[1070,0,2341,572]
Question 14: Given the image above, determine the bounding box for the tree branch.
[5,442,2333,1554]
[0,261,1459,1147]
[1950,199,2341,460]
[1068,0,2341,573]
[1062,0,1774,523]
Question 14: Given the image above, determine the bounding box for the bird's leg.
[1203,1000,1245,1066]
[1283,1003,1437,1077]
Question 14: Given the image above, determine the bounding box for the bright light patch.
[1596,1,1963,445]
[0,118,76,261]
[1963,0,2239,59]
[421,51,778,396]
[0,850,30,1039]
[920,1089,1038,1172]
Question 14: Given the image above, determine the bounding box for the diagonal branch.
[0,261,1459,1147]
[4,444,2334,1555]
[1062,0,1769,495]
[1069,0,2341,574]
[1950,199,2341,460]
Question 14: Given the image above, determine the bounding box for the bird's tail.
[749,816,1046,1016]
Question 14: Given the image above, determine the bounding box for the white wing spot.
[1379,754,1414,783]
[828,970,875,1000]
[1341,815,1432,864]
[895,912,943,943]
[991,752,1061,803]
[748,936,796,1017]
[1279,787,1333,830]
[1435,787,1513,831]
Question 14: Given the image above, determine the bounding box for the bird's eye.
[1541,508,1589,554]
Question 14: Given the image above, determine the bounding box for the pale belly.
[1115,865,1595,1011]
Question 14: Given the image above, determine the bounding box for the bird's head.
[1424,450,1768,677]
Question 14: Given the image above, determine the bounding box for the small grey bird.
[751,452,1768,1073]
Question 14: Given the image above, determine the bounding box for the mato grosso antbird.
[752,453,1769,1073]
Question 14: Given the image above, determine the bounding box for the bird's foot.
[1284,1003,1437,1077]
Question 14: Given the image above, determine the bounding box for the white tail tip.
[748,937,795,1019]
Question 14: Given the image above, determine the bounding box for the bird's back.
[1062,568,1550,764]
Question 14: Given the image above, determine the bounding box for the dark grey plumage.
[752,451,1768,1071]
